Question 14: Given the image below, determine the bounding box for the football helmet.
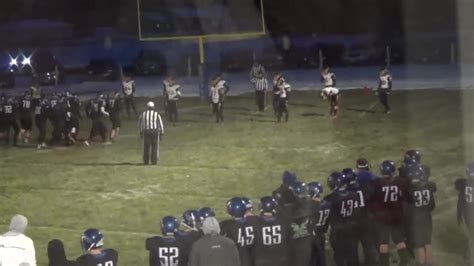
[307,182,323,199]
[289,181,308,198]
[341,168,357,184]
[226,197,246,218]
[259,196,278,214]
[81,228,104,252]
[327,172,345,191]
[380,160,396,176]
[182,210,200,231]
[404,150,421,164]
[161,216,179,236]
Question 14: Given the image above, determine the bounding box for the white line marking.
[358,101,378,118]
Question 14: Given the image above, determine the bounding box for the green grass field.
[0,89,472,265]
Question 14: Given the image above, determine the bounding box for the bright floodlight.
[10,58,17,66]
[22,57,31,66]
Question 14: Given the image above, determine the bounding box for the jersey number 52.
[158,247,179,266]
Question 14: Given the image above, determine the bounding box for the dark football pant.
[124,96,137,119]
[35,116,47,143]
[88,119,107,142]
[329,95,339,116]
[378,90,390,112]
[277,98,288,122]
[354,222,378,266]
[311,234,327,266]
[49,117,63,144]
[291,238,313,266]
[143,131,159,165]
[273,94,279,115]
[330,225,359,266]
[20,116,33,131]
[256,90,265,111]
[212,102,224,123]
[4,119,19,145]
[167,101,178,122]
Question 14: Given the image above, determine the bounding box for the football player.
[84,93,110,146]
[64,107,79,146]
[252,196,291,266]
[76,228,118,266]
[146,216,189,266]
[242,197,255,217]
[272,73,284,116]
[2,96,19,146]
[286,181,314,266]
[321,66,336,88]
[165,78,181,123]
[0,94,6,141]
[65,90,82,120]
[106,91,122,142]
[375,68,392,114]
[178,210,203,256]
[455,163,474,264]
[209,75,229,123]
[18,92,33,144]
[343,168,377,266]
[34,96,49,149]
[220,197,257,266]
[324,172,359,266]
[370,160,411,266]
[308,182,330,266]
[49,94,67,145]
[274,77,291,122]
[272,170,298,207]
[404,164,436,266]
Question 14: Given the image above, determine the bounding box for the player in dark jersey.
[252,196,291,266]
[0,94,6,141]
[198,207,216,227]
[146,216,190,266]
[2,96,20,146]
[343,167,377,266]
[400,150,431,179]
[49,94,67,145]
[220,197,257,266]
[324,172,359,266]
[64,108,80,146]
[106,92,122,142]
[370,160,411,266]
[178,210,203,264]
[66,90,82,120]
[18,92,33,144]
[76,228,118,266]
[404,164,436,266]
[84,93,110,146]
[273,170,298,208]
[455,163,474,264]
[308,182,330,266]
[35,97,49,149]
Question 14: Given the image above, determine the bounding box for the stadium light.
[9,57,18,66]
[22,56,31,66]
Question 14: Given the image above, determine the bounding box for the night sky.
[0,0,457,36]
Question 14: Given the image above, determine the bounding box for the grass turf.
[0,89,471,265]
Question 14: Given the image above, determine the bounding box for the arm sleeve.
[229,241,241,266]
[27,238,37,266]
[158,114,164,135]
[188,243,198,266]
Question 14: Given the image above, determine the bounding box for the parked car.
[31,49,65,85]
[86,58,120,81]
[134,50,167,75]
[0,66,15,89]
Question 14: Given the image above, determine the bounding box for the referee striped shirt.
[252,77,268,92]
[139,109,164,134]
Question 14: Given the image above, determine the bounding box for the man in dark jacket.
[188,217,240,266]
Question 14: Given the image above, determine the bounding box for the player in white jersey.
[122,75,137,119]
[321,86,340,119]
[320,66,336,88]
[210,76,229,123]
[166,78,181,123]
[376,68,392,114]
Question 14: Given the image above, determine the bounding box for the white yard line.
[358,101,378,118]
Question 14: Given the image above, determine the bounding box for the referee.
[251,71,268,112]
[139,101,164,165]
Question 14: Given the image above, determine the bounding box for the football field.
[0,89,471,265]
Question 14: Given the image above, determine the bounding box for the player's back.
[252,215,291,266]
[146,236,188,266]
[312,199,331,237]
[405,181,436,217]
[76,249,118,266]
[324,190,359,228]
[371,176,404,225]
[220,216,258,266]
